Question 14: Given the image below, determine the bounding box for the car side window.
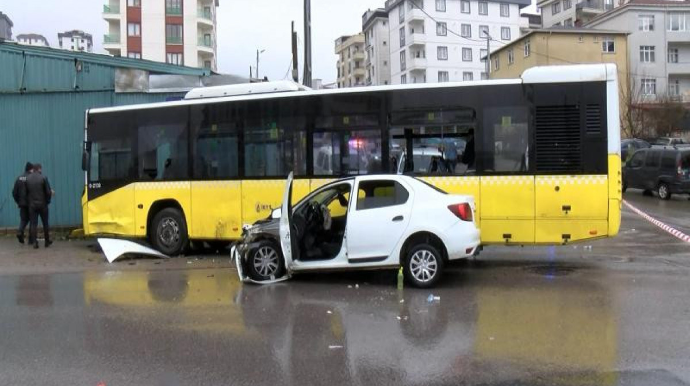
[356,180,409,210]
[645,150,661,168]
[661,151,677,169]
[629,151,645,168]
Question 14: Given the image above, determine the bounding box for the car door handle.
[392,215,404,222]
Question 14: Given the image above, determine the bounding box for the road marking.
[623,200,690,243]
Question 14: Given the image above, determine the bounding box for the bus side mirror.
[81,141,91,171]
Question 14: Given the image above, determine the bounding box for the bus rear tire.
[150,208,188,256]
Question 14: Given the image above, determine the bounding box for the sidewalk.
[0,236,235,276]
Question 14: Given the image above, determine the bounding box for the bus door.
[389,109,481,225]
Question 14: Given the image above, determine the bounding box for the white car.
[232,173,480,288]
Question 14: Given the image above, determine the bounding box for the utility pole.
[303,0,312,87]
[485,33,491,76]
[291,21,299,82]
[256,49,265,80]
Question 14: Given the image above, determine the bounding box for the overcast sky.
[0,0,535,83]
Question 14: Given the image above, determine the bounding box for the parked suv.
[623,146,690,200]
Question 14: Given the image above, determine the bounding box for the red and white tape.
[623,200,690,243]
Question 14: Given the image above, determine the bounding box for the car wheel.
[150,208,188,256]
[248,240,285,281]
[404,243,445,289]
[658,183,671,200]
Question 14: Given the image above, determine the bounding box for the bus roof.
[88,63,617,115]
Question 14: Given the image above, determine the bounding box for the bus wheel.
[151,208,188,256]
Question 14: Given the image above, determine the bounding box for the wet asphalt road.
[1,190,690,386]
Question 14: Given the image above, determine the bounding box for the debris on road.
[427,294,441,303]
[328,345,343,349]
[97,238,168,263]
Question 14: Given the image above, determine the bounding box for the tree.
[619,75,686,139]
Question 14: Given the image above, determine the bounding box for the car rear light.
[448,203,473,222]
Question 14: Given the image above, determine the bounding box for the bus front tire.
[151,208,188,256]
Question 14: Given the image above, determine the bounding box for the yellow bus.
[82,63,621,255]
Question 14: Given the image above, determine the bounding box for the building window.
[400,50,406,70]
[127,23,141,37]
[166,24,183,44]
[436,0,446,12]
[384,60,388,66]
[462,47,472,61]
[438,46,449,60]
[479,25,489,38]
[409,0,424,9]
[127,52,141,59]
[578,35,584,43]
[463,72,473,81]
[508,48,514,64]
[399,3,405,23]
[669,48,679,63]
[481,72,488,80]
[493,56,500,71]
[524,39,531,57]
[669,79,680,96]
[400,27,405,47]
[480,48,488,62]
[438,71,449,82]
[461,24,472,37]
[127,0,140,6]
[564,0,572,9]
[501,27,511,40]
[166,0,182,14]
[432,22,446,37]
[166,53,183,66]
[640,45,655,62]
[552,2,561,15]
[602,37,615,52]
[564,18,573,27]
[461,0,471,13]
[401,74,407,84]
[641,79,656,95]
[500,3,510,17]
[668,13,686,31]
[639,15,655,31]
[479,1,488,15]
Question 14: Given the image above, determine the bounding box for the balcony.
[198,37,214,54]
[103,34,120,44]
[103,4,120,20]
[353,67,366,77]
[409,57,427,70]
[166,7,183,15]
[198,8,214,27]
[166,36,183,45]
[409,33,426,46]
[408,8,425,22]
[354,52,365,61]
[575,0,612,16]
[667,62,690,75]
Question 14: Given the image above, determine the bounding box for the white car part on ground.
[98,238,169,263]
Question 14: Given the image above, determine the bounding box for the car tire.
[247,240,285,281]
[150,208,188,256]
[658,183,672,200]
[403,243,445,289]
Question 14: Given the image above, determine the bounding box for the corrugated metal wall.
[0,92,184,228]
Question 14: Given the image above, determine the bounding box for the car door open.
[279,172,296,266]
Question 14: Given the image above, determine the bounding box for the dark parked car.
[621,138,650,162]
[623,146,690,200]
[651,137,687,146]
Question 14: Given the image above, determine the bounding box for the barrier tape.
[623,200,690,243]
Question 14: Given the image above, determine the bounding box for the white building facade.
[538,0,617,28]
[103,0,219,70]
[386,0,529,85]
[58,30,93,52]
[587,0,690,103]
[335,34,367,88]
[16,34,49,47]
[362,8,392,85]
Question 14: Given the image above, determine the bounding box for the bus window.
[193,123,239,179]
[244,116,307,177]
[88,113,134,182]
[482,106,530,173]
[135,107,189,181]
[313,130,382,176]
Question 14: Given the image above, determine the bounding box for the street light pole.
[256,49,265,80]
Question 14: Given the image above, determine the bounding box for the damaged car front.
[232,207,290,284]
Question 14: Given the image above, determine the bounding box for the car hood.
[243,216,280,240]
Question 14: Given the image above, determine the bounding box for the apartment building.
[386,0,529,85]
[16,34,49,47]
[0,12,13,41]
[362,8,391,85]
[103,0,219,70]
[587,0,690,102]
[538,0,618,28]
[58,30,93,52]
[335,34,366,88]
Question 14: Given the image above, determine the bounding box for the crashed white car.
[232,173,480,288]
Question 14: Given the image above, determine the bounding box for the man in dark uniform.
[12,162,33,244]
[26,163,53,249]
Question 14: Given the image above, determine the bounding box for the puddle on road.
[525,265,578,277]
